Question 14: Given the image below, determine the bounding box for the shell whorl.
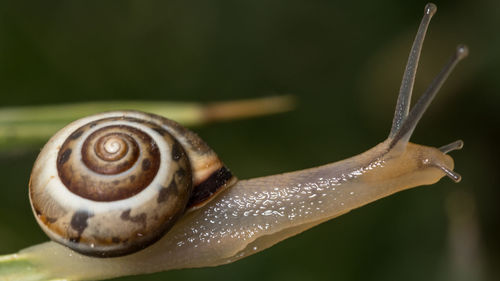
[29,111,235,257]
[58,125,161,202]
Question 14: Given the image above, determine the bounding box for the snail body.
[15,3,467,280]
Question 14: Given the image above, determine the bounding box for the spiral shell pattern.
[29,112,201,257]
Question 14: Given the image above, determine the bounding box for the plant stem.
[0,96,295,151]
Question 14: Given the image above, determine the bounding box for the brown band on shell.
[127,114,213,154]
[187,166,234,208]
[57,125,160,202]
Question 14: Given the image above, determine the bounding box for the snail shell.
[29,111,236,257]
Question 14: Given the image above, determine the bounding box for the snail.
[5,3,467,280]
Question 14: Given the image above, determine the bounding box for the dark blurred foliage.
[0,1,498,281]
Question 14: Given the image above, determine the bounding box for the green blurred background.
[1,0,498,281]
